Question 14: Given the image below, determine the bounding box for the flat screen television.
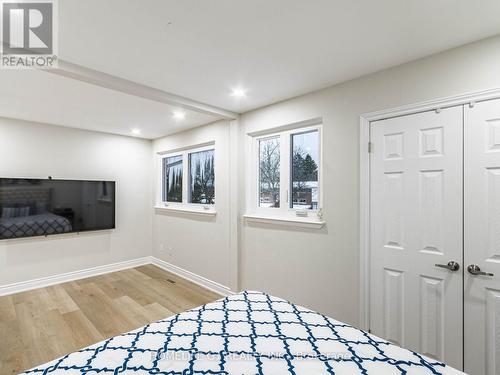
[0,178,115,240]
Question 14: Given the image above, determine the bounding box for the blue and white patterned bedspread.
[23,291,464,374]
[0,213,72,239]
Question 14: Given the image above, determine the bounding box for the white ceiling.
[57,0,500,113]
[0,69,221,139]
[3,1,500,139]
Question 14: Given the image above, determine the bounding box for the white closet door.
[370,107,463,370]
[465,98,500,375]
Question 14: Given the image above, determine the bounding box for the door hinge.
[368,142,374,153]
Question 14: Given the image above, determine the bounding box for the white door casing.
[369,107,463,370]
[464,98,500,375]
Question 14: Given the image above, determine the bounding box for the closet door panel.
[370,107,463,370]
[465,98,500,375]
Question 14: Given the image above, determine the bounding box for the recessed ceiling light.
[231,88,247,98]
[173,111,186,120]
[131,128,141,135]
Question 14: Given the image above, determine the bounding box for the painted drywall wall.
[0,118,152,285]
[238,34,500,326]
[152,120,232,288]
[3,33,500,329]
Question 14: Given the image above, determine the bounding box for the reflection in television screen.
[0,178,116,240]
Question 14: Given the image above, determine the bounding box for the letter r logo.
[2,2,53,55]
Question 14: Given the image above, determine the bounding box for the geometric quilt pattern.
[22,291,464,374]
[0,215,71,239]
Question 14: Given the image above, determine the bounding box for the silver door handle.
[435,261,460,272]
[467,264,494,277]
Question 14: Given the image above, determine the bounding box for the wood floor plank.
[63,282,134,337]
[0,321,20,357]
[0,295,16,322]
[12,288,55,317]
[142,302,175,321]
[45,284,79,314]
[32,309,79,360]
[96,278,127,300]
[109,277,158,306]
[14,303,55,371]
[0,265,221,373]
[117,272,190,313]
[136,265,220,300]
[112,295,157,327]
[61,310,103,347]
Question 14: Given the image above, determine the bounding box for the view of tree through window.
[163,155,183,202]
[189,149,215,204]
[291,130,319,209]
[259,137,280,208]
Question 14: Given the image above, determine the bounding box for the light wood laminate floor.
[0,265,221,374]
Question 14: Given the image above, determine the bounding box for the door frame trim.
[358,87,500,331]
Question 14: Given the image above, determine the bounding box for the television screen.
[0,178,115,240]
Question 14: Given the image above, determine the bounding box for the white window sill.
[154,205,217,216]
[243,213,326,229]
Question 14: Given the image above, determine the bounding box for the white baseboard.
[0,256,234,297]
[0,257,151,296]
[150,256,233,296]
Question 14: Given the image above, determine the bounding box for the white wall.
[0,118,152,285]
[3,34,500,329]
[152,120,232,289]
[148,34,500,327]
[238,34,500,326]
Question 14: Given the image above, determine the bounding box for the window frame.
[250,123,322,218]
[158,143,216,209]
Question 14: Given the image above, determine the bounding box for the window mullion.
[279,133,289,212]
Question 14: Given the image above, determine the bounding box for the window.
[291,130,319,210]
[163,155,183,203]
[160,145,215,206]
[259,136,280,208]
[252,124,321,214]
[189,149,215,204]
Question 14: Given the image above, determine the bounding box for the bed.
[22,291,464,374]
[0,185,72,239]
[0,212,72,239]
